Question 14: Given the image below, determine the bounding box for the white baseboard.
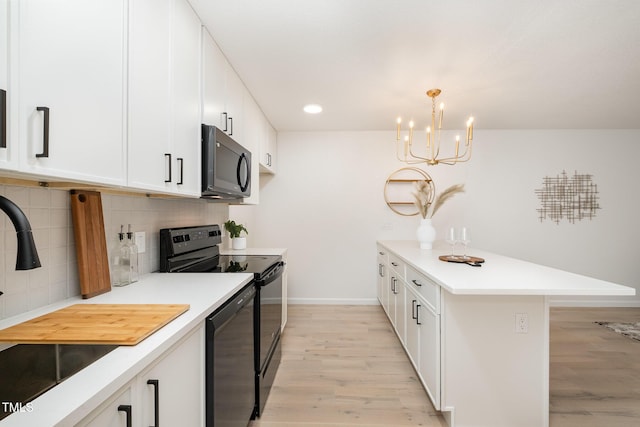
[287,297,379,305]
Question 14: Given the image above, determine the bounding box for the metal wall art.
[535,170,600,224]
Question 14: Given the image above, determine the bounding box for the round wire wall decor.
[384,167,435,216]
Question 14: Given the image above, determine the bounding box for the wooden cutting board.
[0,304,190,345]
[70,190,111,299]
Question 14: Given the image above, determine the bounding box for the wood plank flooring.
[549,307,640,427]
[250,305,447,427]
[251,305,640,427]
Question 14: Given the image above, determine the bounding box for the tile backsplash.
[0,184,228,320]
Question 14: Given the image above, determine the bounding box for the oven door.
[254,261,284,417]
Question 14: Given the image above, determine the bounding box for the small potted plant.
[224,220,248,250]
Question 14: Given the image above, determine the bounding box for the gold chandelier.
[396,89,474,166]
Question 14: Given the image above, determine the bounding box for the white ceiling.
[189,0,640,132]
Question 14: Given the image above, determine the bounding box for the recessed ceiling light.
[303,104,323,114]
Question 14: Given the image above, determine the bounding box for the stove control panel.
[160,224,221,257]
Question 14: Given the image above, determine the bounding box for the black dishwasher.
[206,283,256,427]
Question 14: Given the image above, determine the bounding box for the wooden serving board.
[0,304,190,345]
[439,255,485,266]
[70,190,111,299]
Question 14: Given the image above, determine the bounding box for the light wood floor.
[549,307,640,427]
[250,305,640,427]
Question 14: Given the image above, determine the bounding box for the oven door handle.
[259,261,285,286]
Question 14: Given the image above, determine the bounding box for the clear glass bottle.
[110,225,127,286]
[127,224,139,283]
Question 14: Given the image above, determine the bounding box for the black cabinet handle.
[222,112,228,132]
[117,405,132,427]
[228,116,233,136]
[412,279,422,287]
[164,153,172,183]
[0,89,6,149]
[177,158,184,185]
[36,106,49,158]
[147,379,159,427]
[412,299,417,319]
[416,304,422,325]
[391,262,399,267]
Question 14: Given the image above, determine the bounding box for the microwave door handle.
[237,153,250,192]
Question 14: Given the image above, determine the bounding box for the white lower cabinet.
[377,250,441,411]
[139,325,204,426]
[404,285,420,370]
[78,324,204,427]
[77,384,134,427]
[417,296,441,409]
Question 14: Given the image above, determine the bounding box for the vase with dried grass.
[413,182,465,249]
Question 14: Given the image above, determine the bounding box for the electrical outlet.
[515,313,528,333]
[134,231,146,253]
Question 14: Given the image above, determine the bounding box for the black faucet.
[0,195,41,270]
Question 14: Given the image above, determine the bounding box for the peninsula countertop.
[377,240,635,297]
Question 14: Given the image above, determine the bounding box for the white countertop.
[378,240,635,297]
[0,272,253,426]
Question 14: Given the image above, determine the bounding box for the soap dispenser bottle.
[126,224,139,283]
[110,225,127,286]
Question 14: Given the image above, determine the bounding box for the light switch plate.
[134,231,146,253]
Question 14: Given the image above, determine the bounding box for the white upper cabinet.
[259,123,277,174]
[14,0,126,185]
[0,0,15,170]
[202,29,243,144]
[241,93,263,205]
[128,0,201,196]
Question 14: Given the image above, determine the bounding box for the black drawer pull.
[36,106,50,158]
[412,279,422,287]
[147,379,160,427]
[177,157,184,185]
[118,405,132,427]
[164,153,172,182]
[0,89,6,149]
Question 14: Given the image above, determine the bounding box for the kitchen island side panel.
[441,293,548,427]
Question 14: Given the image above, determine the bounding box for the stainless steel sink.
[0,343,117,420]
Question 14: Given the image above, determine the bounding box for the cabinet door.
[259,122,277,174]
[405,286,420,369]
[0,0,15,170]
[77,384,134,427]
[394,276,406,342]
[224,63,244,143]
[140,325,205,427]
[418,301,440,410]
[128,0,200,195]
[202,29,227,129]
[127,0,172,193]
[241,94,263,204]
[17,0,126,185]
[169,0,201,196]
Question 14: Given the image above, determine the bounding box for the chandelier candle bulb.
[439,103,444,128]
[396,117,402,140]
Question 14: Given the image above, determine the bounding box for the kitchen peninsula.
[377,240,635,427]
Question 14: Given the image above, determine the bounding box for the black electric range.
[158,224,284,424]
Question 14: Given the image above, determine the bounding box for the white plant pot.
[231,237,247,250]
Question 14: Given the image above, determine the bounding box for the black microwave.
[201,124,251,199]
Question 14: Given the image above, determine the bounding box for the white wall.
[233,129,640,306]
